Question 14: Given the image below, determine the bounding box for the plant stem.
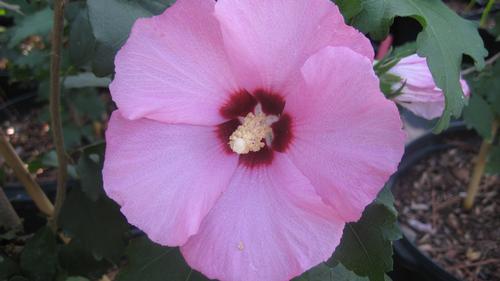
[464,120,498,209]
[461,52,500,76]
[466,0,476,12]
[49,0,67,232]
[0,131,54,215]
[480,0,496,28]
[0,185,22,230]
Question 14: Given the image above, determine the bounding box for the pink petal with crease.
[103,111,238,246]
[181,154,345,281]
[214,0,373,93]
[110,0,238,125]
[285,46,405,222]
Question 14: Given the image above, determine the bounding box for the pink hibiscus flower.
[103,0,405,280]
[389,54,470,120]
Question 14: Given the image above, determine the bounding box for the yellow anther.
[229,112,273,154]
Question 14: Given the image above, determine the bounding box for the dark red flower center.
[217,89,293,167]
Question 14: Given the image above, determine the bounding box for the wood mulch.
[394,142,500,281]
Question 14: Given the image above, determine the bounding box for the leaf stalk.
[464,119,498,209]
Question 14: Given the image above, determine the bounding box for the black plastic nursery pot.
[389,125,479,281]
[4,181,57,233]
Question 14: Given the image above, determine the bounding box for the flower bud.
[389,54,470,120]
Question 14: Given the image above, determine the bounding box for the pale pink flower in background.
[389,54,470,120]
[103,0,406,280]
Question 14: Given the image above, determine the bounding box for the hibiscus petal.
[214,0,373,93]
[397,99,445,120]
[389,55,437,89]
[103,111,238,246]
[110,0,238,125]
[285,47,405,222]
[181,154,345,281]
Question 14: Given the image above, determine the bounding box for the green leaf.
[486,146,500,174]
[137,0,177,14]
[65,278,90,281]
[63,124,84,149]
[41,150,59,167]
[0,254,19,280]
[64,1,86,23]
[19,226,58,281]
[91,44,116,77]
[58,239,110,277]
[467,61,500,116]
[28,150,78,178]
[335,0,363,21]
[331,188,401,281]
[59,188,128,262]
[76,143,105,201]
[374,185,397,215]
[69,7,96,66]
[87,0,174,76]
[463,94,494,140]
[115,237,208,281]
[294,263,369,281]
[64,73,111,89]
[336,0,393,39]
[69,89,106,121]
[8,7,53,48]
[337,0,487,132]
[8,276,29,281]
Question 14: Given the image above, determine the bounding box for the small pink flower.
[103,0,405,280]
[389,54,470,120]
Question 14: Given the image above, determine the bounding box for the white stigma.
[229,106,278,155]
[231,138,248,154]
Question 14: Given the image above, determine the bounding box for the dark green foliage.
[486,146,500,174]
[76,144,106,201]
[8,277,29,281]
[87,0,176,76]
[59,188,128,263]
[331,187,401,281]
[463,94,495,140]
[64,278,89,281]
[64,73,111,89]
[58,240,110,278]
[464,61,500,141]
[68,7,96,67]
[293,263,369,281]
[115,237,208,281]
[334,0,362,21]
[19,227,58,281]
[0,254,20,280]
[8,7,52,48]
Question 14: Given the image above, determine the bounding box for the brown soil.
[394,143,500,281]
